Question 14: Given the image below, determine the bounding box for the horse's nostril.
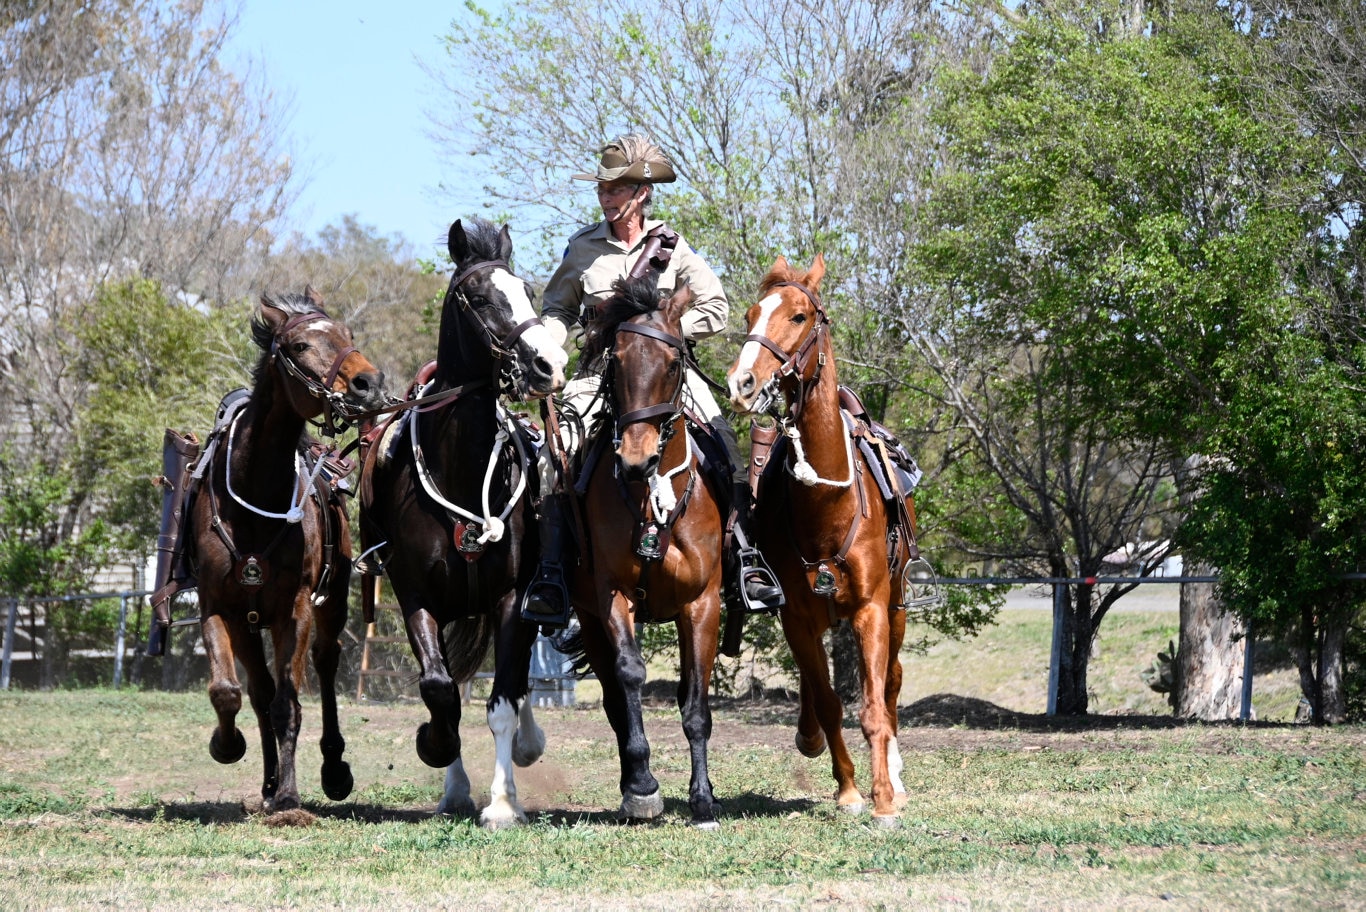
[533,357,552,379]
[352,376,370,392]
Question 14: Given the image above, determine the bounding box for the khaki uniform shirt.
[540,218,728,343]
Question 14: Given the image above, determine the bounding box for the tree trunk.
[1175,566,1246,720]
[1319,613,1347,724]
[1054,583,1092,716]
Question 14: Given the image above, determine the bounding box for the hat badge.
[642,163,652,180]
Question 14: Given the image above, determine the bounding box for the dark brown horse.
[358,219,567,828]
[560,274,726,828]
[190,289,386,812]
[726,255,916,826]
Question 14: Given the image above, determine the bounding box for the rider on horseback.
[521,134,783,630]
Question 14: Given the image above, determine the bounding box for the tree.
[431,0,1001,681]
[259,216,447,384]
[912,8,1320,713]
[0,0,294,603]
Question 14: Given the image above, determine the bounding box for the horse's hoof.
[691,818,721,831]
[796,731,826,758]
[872,814,901,829]
[266,792,301,813]
[837,801,865,816]
[415,723,457,769]
[618,790,664,821]
[434,797,477,818]
[209,729,247,765]
[480,809,528,831]
[321,759,353,801]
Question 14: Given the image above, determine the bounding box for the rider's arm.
[672,239,729,342]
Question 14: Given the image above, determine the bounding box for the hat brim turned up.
[571,143,677,183]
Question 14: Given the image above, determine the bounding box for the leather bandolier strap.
[148,428,200,656]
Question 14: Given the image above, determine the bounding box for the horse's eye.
[291,341,309,354]
[791,313,807,325]
[666,359,681,375]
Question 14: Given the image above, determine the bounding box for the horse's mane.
[757,259,802,297]
[580,273,663,366]
[250,290,328,384]
[453,217,507,264]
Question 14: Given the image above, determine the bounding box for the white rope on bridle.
[647,426,694,518]
[224,411,324,523]
[783,412,856,488]
[409,380,529,545]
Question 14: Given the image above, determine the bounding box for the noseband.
[743,281,830,417]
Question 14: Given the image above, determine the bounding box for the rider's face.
[597,180,645,225]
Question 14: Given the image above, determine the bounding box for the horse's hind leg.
[312,590,353,801]
[203,614,248,766]
[675,594,722,828]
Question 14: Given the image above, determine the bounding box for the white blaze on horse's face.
[490,269,567,393]
[727,292,783,412]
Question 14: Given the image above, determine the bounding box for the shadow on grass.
[529,792,817,827]
[108,800,434,826]
[899,693,1296,731]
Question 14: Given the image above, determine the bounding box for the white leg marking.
[889,737,906,796]
[481,695,528,829]
[436,759,475,817]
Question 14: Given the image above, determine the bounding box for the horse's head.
[254,288,388,422]
[727,254,829,415]
[442,218,567,400]
[588,274,692,483]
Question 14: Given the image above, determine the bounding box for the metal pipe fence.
[0,576,1310,720]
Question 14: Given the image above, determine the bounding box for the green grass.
[1,684,1363,910]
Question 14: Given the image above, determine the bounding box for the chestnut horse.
[726,255,913,826]
[359,219,568,828]
[191,290,386,812]
[559,274,726,828]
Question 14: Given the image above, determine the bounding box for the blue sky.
[230,1,467,254]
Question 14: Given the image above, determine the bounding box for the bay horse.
[359,218,567,828]
[191,289,387,813]
[560,274,726,828]
[726,254,916,827]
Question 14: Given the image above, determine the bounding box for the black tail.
[441,616,494,684]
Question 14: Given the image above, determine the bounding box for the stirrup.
[737,548,783,613]
[520,564,572,630]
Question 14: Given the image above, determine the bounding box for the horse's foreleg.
[583,599,661,819]
[885,606,908,808]
[236,631,279,806]
[781,607,862,813]
[264,608,311,812]
[311,592,353,801]
[675,591,722,829]
[405,606,460,768]
[851,601,899,824]
[203,614,248,766]
[436,759,475,817]
[480,596,540,830]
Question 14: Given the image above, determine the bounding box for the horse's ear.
[496,223,513,263]
[257,295,287,333]
[448,219,469,263]
[805,254,826,291]
[303,285,325,308]
[771,255,789,275]
[664,278,694,322]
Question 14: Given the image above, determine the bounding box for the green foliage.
[0,451,111,598]
[67,278,247,552]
